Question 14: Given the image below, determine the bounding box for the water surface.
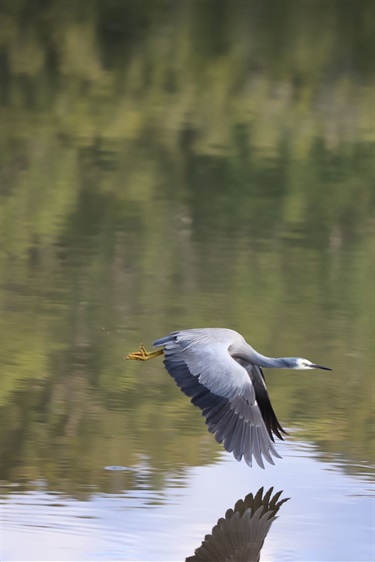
[1,1,374,560]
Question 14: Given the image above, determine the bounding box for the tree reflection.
[1,0,374,488]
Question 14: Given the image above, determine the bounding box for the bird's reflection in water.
[185,487,289,562]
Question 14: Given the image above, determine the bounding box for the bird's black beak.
[311,364,332,371]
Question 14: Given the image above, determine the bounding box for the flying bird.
[126,328,331,468]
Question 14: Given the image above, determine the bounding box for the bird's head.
[291,358,332,371]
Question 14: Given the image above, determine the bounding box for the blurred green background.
[1,0,374,497]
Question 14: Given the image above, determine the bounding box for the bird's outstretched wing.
[186,487,289,562]
[154,330,282,468]
[245,364,287,441]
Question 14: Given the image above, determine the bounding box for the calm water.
[1,1,374,561]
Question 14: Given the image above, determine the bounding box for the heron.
[126,328,331,468]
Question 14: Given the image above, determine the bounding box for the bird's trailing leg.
[125,344,164,361]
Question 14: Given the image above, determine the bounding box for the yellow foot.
[125,344,164,361]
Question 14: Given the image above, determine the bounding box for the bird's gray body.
[153,328,331,468]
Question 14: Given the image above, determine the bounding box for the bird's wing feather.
[184,342,255,403]
[155,332,281,468]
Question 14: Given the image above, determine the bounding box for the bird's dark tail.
[153,333,179,347]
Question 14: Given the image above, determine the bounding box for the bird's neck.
[249,350,289,369]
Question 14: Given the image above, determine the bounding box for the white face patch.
[296,358,313,369]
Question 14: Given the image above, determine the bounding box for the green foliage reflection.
[0,0,374,494]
